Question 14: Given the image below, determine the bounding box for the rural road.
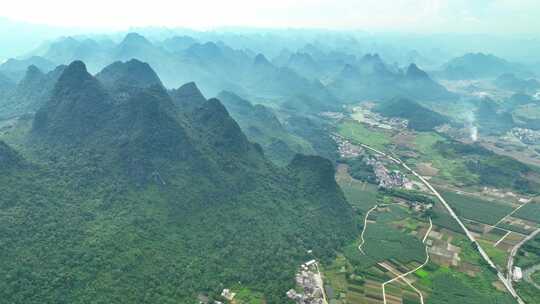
[507,228,540,296]
[357,142,525,304]
[358,203,397,254]
[381,217,432,304]
[355,180,433,304]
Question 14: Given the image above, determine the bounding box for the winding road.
[358,203,398,254]
[381,218,432,304]
[507,229,540,293]
[357,142,525,304]
[356,194,432,304]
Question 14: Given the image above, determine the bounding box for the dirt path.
[381,218,432,304]
[359,142,524,304]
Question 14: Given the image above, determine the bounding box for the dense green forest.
[375,98,450,131]
[0,60,358,303]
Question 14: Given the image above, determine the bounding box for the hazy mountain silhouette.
[439,53,533,79]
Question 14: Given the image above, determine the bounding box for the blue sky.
[1,0,539,34]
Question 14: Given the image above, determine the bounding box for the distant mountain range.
[0,64,65,119]
[0,33,460,109]
[493,73,540,94]
[328,54,456,102]
[437,53,534,80]
[0,56,56,81]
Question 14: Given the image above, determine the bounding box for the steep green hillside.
[0,60,357,304]
[218,91,315,165]
[474,98,515,134]
[375,98,450,131]
[0,65,65,119]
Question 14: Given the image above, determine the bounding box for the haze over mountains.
[1,15,540,303]
[1,32,469,105]
[1,30,540,154]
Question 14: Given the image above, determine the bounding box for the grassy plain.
[337,120,391,150]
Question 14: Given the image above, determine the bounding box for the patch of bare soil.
[416,162,439,176]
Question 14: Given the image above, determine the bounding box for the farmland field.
[409,132,479,185]
[513,202,540,224]
[515,235,540,269]
[515,281,540,304]
[337,120,391,150]
[340,183,379,212]
[347,222,426,268]
[431,207,463,233]
[344,205,426,268]
[335,163,380,212]
[439,190,514,225]
[424,266,515,304]
[477,239,508,269]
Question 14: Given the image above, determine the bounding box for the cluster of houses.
[364,156,413,189]
[350,105,408,130]
[510,127,540,145]
[332,134,363,158]
[287,260,326,304]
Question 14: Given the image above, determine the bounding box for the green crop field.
[513,202,540,224]
[516,235,540,269]
[532,271,540,285]
[516,281,540,304]
[415,269,429,278]
[410,132,479,185]
[431,206,463,233]
[344,205,426,268]
[337,120,391,150]
[340,182,379,212]
[478,239,508,269]
[439,190,514,225]
[355,223,426,267]
[413,132,446,153]
[425,266,515,304]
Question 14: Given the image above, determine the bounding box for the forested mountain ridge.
[0,64,65,119]
[0,60,357,304]
[2,33,459,109]
[217,90,316,165]
[438,52,533,79]
[375,98,450,131]
[328,55,455,102]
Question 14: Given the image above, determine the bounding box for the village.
[510,127,540,145]
[287,260,328,304]
[332,133,424,191]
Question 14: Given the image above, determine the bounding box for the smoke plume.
[464,112,478,142]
